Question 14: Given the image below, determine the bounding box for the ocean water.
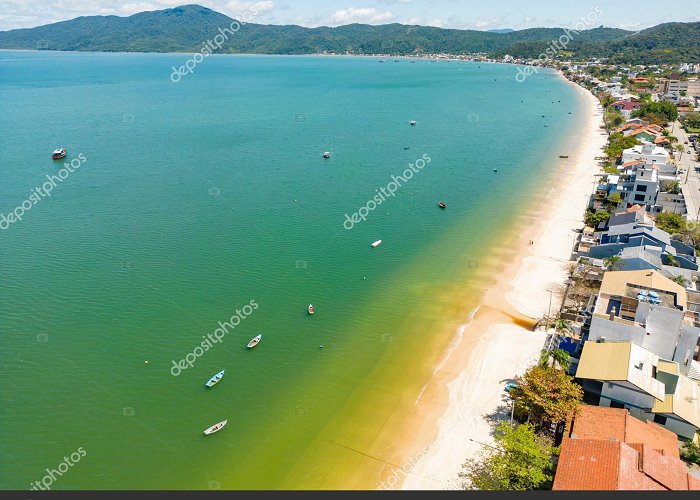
[0,51,587,489]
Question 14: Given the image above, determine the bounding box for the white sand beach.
[398,79,608,490]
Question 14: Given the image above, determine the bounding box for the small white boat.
[52,148,66,160]
[247,334,262,349]
[205,369,224,388]
[371,240,382,247]
[308,304,315,315]
[203,419,227,435]
[323,151,331,158]
[410,120,417,126]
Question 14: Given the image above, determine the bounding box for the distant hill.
[0,4,698,64]
[487,29,514,34]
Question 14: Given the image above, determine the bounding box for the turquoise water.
[0,51,586,489]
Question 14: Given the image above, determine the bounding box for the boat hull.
[203,420,227,435]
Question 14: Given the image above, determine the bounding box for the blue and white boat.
[205,369,225,388]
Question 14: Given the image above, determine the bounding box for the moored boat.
[52,148,66,160]
[203,419,227,435]
[410,120,416,126]
[323,151,331,158]
[371,239,382,247]
[205,369,225,388]
[247,334,262,349]
[438,202,446,209]
[308,304,315,315]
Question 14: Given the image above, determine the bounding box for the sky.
[1,0,699,32]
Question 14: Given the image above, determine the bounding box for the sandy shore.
[395,77,608,490]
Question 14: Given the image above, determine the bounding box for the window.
[636,185,648,192]
[634,194,646,202]
[610,400,625,409]
[654,414,667,425]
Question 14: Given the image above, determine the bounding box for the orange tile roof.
[622,160,645,167]
[570,406,679,458]
[553,406,700,490]
[554,439,697,490]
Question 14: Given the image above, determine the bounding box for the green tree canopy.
[631,101,678,124]
[605,132,640,159]
[460,422,557,491]
[585,210,611,227]
[510,365,583,429]
[655,212,687,234]
[683,112,700,130]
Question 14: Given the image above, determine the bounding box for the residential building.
[585,217,697,270]
[612,100,642,119]
[553,406,700,490]
[584,270,700,368]
[662,73,688,94]
[688,79,700,98]
[575,341,700,439]
[621,142,670,166]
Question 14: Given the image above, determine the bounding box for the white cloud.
[328,7,395,25]
[222,1,274,15]
[404,16,445,28]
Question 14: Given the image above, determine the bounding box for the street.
[674,120,700,219]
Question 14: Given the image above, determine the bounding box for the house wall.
[660,414,697,440]
[600,381,656,411]
[620,256,659,271]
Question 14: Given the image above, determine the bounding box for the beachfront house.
[584,214,698,270]
[553,406,700,490]
[581,271,700,370]
[575,341,700,440]
[612,100,643,120]
[621,142,670,166]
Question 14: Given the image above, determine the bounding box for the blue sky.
[1,0,699,31]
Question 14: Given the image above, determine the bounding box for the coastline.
[392,75,607,490]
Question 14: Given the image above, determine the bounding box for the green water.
[0,52,587,489]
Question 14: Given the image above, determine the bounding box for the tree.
[460,422,557,491]
[655,212,686,234]
[672,274,689,287]
[607,192,622,207]
[604,132,640,160]
[510,365,583,430]
[681,434,700,465]
[683,112,700,130]
[599,92,614,109]
[539,348,571,371]
[666,254,680,267]
[584,209,610,228]
[631,101,679,124]
[604,255,624,271]
[666,180,681,195]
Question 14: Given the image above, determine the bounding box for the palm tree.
[538,348,571,371]
[604,255,624,271]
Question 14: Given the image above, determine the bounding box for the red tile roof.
[571,406,679,458]
[553,407,699,490]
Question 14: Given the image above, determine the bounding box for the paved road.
[674,121,700,219]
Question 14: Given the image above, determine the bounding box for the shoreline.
[392,75,607,490]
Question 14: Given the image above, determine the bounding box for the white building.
[621,142,670,166]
